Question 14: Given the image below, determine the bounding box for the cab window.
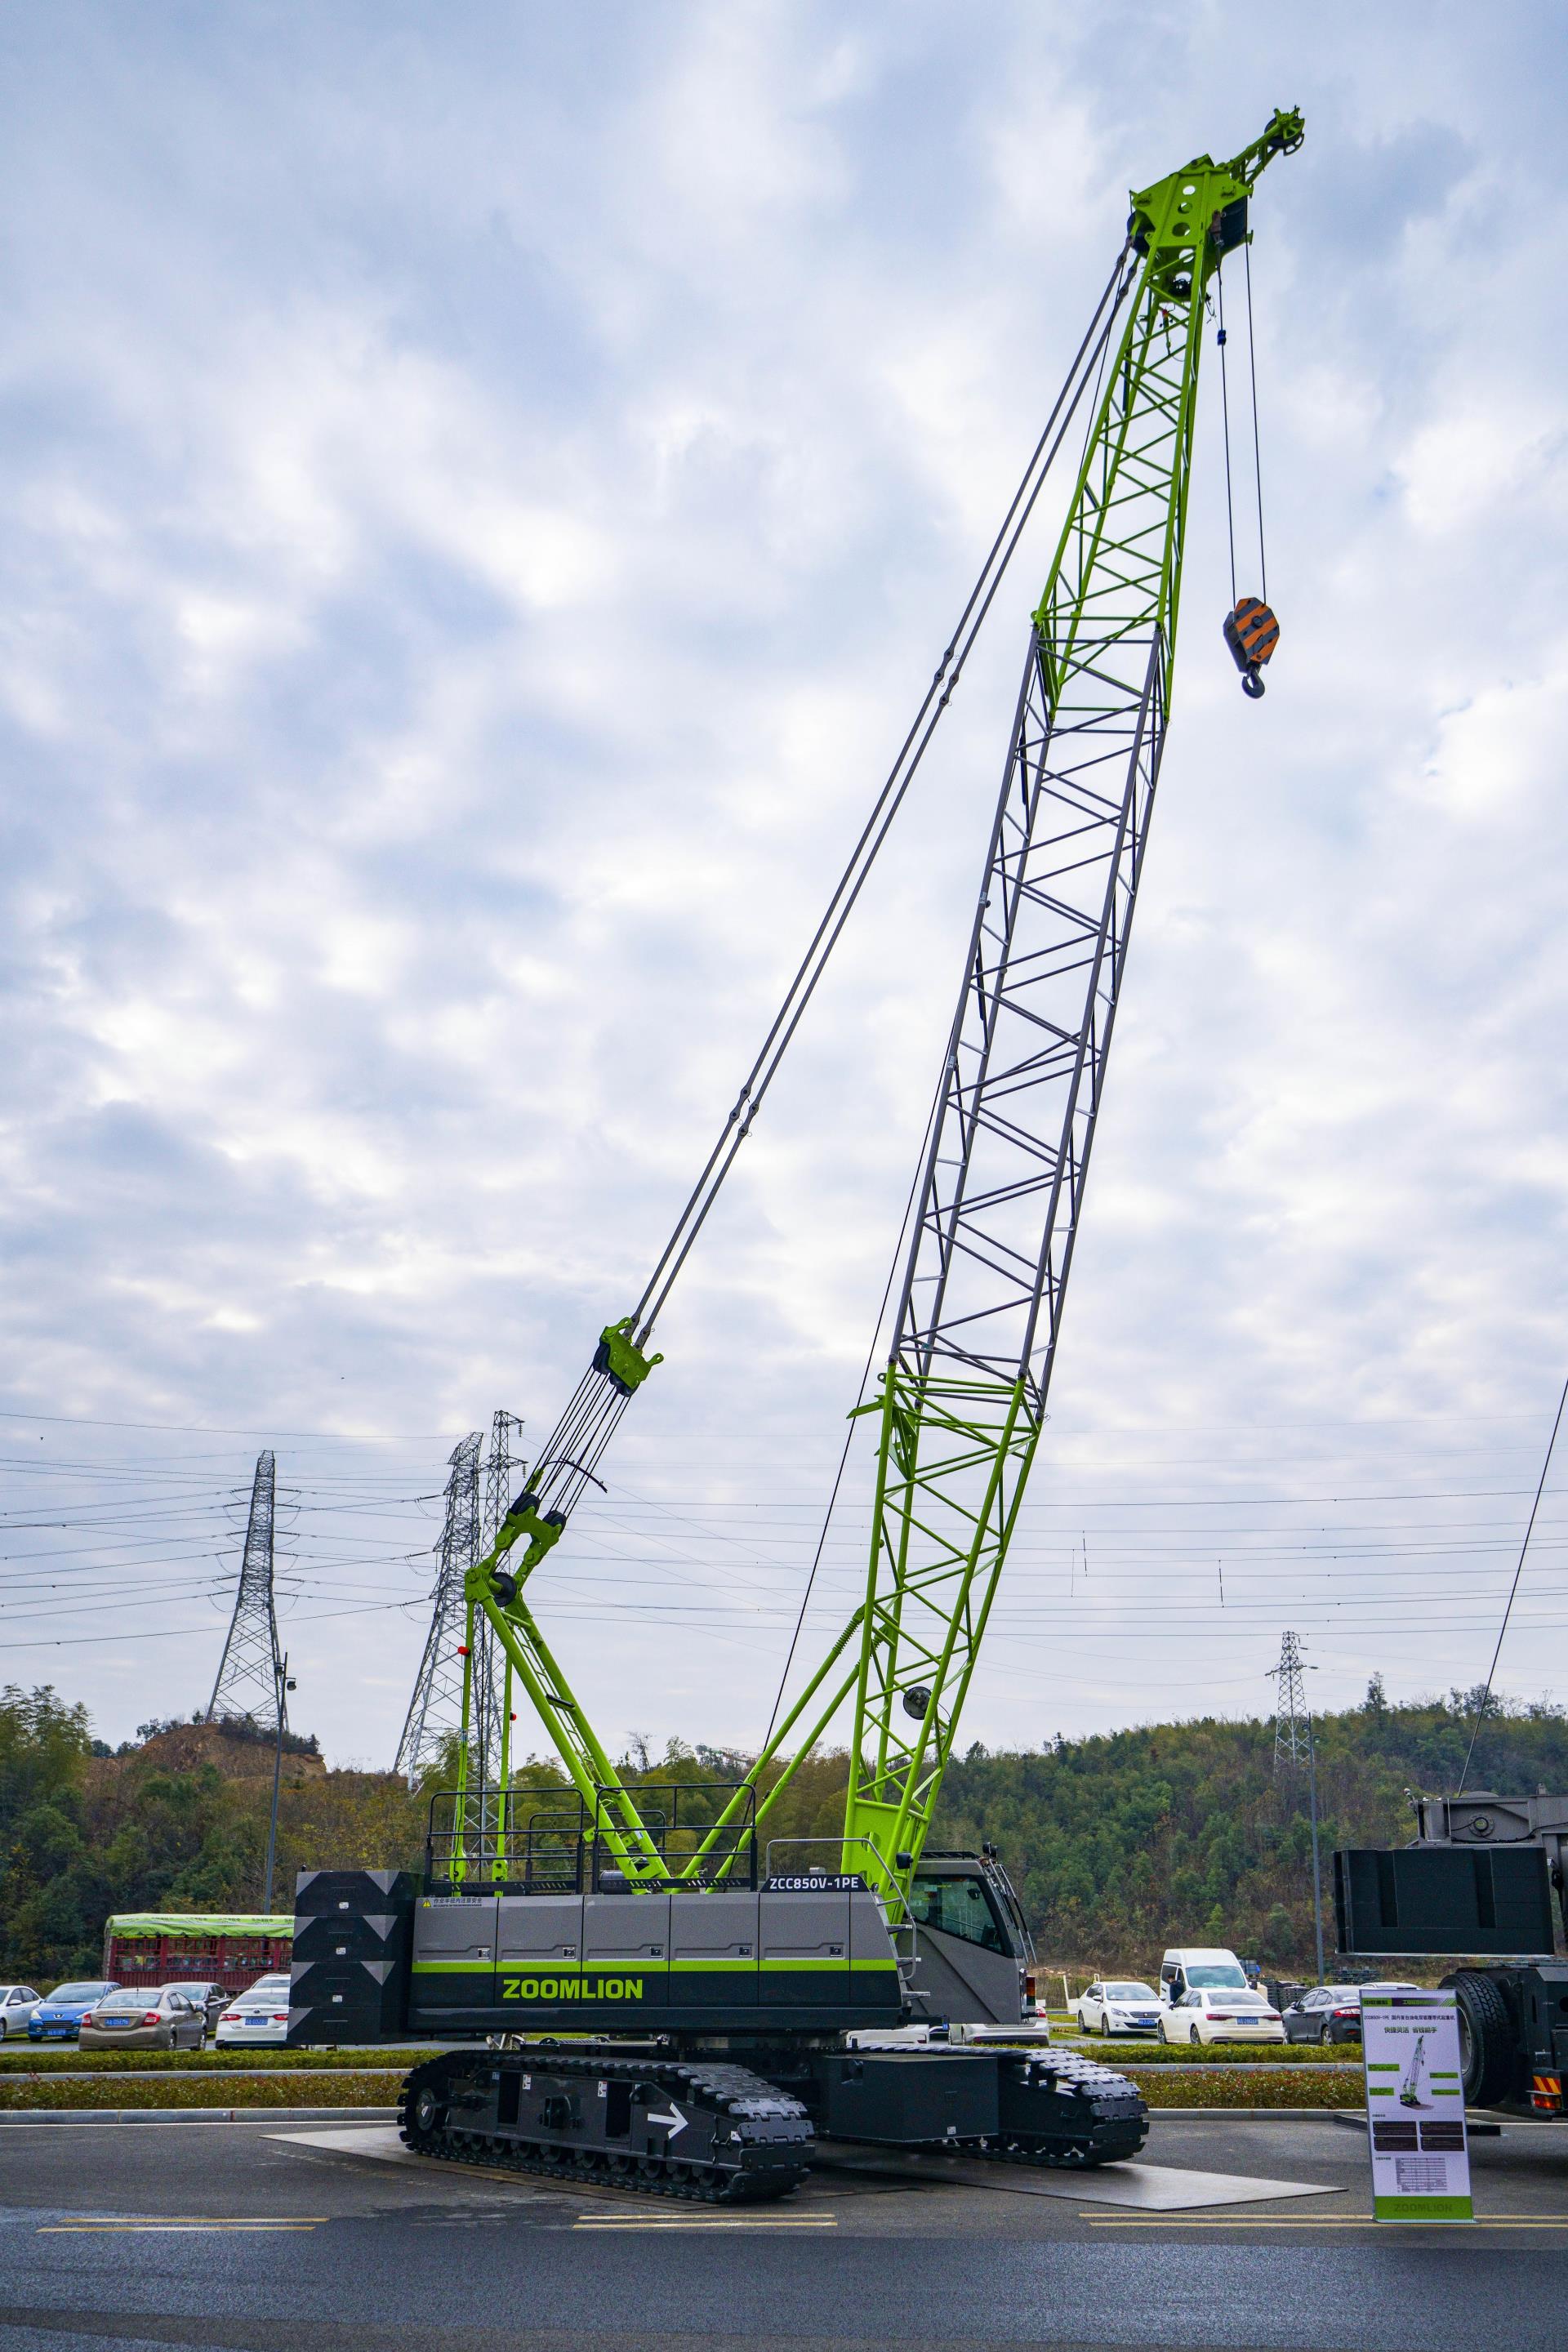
[909,1875,1007,1953]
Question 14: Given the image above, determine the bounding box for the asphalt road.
[0,2113,1563,2350]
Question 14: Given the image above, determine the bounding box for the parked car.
[79,1984,209,2051]
[0,1985,43,2038]
[29,1982,118,2041]
[1281,1981,1423,2045]
[214,1974,293,2046]
[1071,1980,1162,2037]
[163,1980,229,2032]
[1158,1945,1250,2006]
[1158,1988,1285,2047]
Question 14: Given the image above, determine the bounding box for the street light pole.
[262,1651,297,1913]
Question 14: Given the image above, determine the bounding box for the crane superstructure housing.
[290,109,1305,2205]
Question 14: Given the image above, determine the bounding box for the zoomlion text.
[501,1978,644,2001]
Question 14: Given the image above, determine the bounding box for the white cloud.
[1,5,1564,1764]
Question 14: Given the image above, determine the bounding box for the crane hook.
[1223,597,1278,699]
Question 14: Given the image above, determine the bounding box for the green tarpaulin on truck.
[105,1914,293,1940]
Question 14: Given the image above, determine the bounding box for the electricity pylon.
[1270,1629,1312,1771]
[396,1433,483,1787]
[396,1416,527,1795]
[474,1412,526,1792]
[1267,1629,1325,1983]
[205,1450,285,1730]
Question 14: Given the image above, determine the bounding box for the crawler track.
[398,2051,813,2204]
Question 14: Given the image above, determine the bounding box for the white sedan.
[0,1985,42,2038]
[1159,1988,1285,2047]
[214,1975,293,2046]
[1071,1980,1163,2037]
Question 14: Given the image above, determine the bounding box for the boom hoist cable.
[454,109,1305,1891]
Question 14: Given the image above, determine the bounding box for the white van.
[1158,1946,1248,2006]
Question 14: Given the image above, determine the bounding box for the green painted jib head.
[1126,105,1304,305]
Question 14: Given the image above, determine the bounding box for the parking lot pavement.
[0,2114,1563,2350]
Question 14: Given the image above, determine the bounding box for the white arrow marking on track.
[646,2103,688,2138]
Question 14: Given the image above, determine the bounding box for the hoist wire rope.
[628,242,1138,1348]
[1244,241,1267,602]
[1457,1369,1568,1793]
[1216,271,1237,608]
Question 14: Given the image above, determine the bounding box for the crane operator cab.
[903,1851,1040,2035]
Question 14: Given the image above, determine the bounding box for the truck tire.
[1452,1971,1514,2108]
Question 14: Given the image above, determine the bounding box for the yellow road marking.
[40,2221,323,2234]
[1083,2215,1567,2229]
[572,2216,837,2230]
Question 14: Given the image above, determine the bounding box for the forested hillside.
[2,1679,1564,1983]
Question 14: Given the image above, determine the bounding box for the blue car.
[29,1981,118,2041]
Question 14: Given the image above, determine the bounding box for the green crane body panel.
[406,1885,902,2036]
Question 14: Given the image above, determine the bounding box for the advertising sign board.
[1361,1987,1472,2221]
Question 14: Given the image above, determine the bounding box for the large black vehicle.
[1335,1791,1568,2117]
[292,110,1306,2202]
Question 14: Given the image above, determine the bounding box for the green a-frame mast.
[448,109,1304,1904]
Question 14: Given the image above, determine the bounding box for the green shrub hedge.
[0,2069,404,2111]
[1131,2065,1358,2110]
[1058,2035,1354,2062]
[0,2045,425,2073]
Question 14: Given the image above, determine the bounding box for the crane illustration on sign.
[1398,2034,1432,2110]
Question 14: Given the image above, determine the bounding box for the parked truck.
[1334,1791,1568,2116]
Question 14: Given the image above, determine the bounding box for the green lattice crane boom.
[452,107,1304,1900]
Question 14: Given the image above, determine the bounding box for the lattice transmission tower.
[206,1450,285,1729]
[1267,1628,1325,1980]
[396,1414,528,1791]
[473,1411,527,1790]
[396,1432,483,1787]
[1269,1628,1312,1772]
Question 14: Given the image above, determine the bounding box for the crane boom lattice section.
[843,244,1206,1893]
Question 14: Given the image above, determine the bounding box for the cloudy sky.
[2,3,1566,1773]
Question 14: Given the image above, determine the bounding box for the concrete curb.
[0,2105,399,2127]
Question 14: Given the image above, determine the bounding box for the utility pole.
[1268,1631,1325,1984]
[207,1452,284,1730]
[396,1433,483,1787]
[261,1649,297,1912]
